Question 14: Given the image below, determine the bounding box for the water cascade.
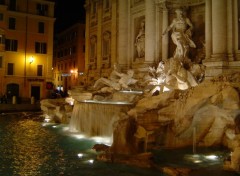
[69,100,132,137]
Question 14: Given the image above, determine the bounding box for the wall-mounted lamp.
[29,56,34,64]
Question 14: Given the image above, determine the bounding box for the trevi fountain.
[41,6,240,176]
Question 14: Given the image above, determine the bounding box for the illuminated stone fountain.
[40,6,240,174]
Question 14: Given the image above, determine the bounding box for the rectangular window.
[9,17,16,30]
[0,34,5,44]
[7,63,14,75]
[38,22,44,33]
[83,45,85,53]
[5,39,17,51]
[0,13,3,21]
[0,0,5,5]
[0,56,2,68]
[9,0,16,11]
[35,42,47,54]
[37,65,43,76]
[37,3,48,16]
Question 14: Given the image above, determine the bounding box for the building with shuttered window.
[0,0,55,102]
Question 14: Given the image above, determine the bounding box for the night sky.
[54,0,85,33]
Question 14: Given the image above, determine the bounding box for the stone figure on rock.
[165,57,198,90]
[93,63,122,90]
[144,58,198,96]
[93,65,138,91]
[162,8,196,60]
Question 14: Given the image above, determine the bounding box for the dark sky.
[54,0,85,33]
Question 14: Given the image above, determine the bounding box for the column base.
[203,60,240,79]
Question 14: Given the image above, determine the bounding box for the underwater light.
[205,155,218,160]
[52,125,57,128]
[44,118,50,123]
[88,159,94,164]
[62,126,69,131]
[91,136,112,145]
[72,134,86,139]
[193,160,202,163]
[77,153,83,158]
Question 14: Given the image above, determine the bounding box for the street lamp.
[29,56,34,64]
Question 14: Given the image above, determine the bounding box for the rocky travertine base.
[40,98,72,123]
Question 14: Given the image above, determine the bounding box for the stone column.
[97,1,103,69]
[111,0,117,66]
[205,0,212,60]
[118,0,128,66]
[211,0,227,60]
[233,0,239,56]
[84,1,90,71]
[227,0,234,61]
[161,2,169,61]
[145,0,155,63]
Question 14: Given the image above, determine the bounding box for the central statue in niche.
[153,8,200,93]
[162,8,196,60]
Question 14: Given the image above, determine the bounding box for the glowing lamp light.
[70,69,78,74]
[29,56,34,64]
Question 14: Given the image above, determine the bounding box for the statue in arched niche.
[162,8,196,60]
[135,20,145,58]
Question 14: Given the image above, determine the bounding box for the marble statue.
[145,61,168,95]
[166,57,198,90]
[93,66,138,91]
[145,57,198,96]
[93,63,122,90]
[162,8,196,60]
[135,20,145,58]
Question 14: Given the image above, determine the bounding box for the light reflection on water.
[0,113,164,176]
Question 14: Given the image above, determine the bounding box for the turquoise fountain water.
[0,112,163,176]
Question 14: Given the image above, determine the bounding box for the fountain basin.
[79,99,133,105]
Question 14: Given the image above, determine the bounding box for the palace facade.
[84,0,240,85]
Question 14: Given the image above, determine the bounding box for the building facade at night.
[84,0,240,86]
[0,0,55,101]
[53,23,85,94]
